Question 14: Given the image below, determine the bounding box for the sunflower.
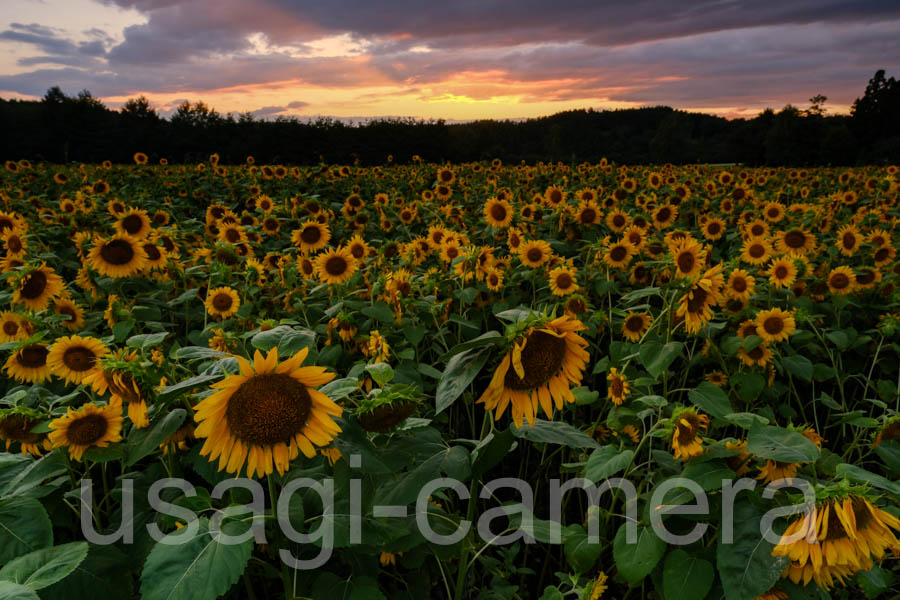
[835,224,861,256]
[48,402,123,462]
[193,347,341,478]
[602,240,636,270]
[575,202,602,226]
[54,298,85,330]
[0,311,29,342]
[0,410,51,456]
[12,264,65,312]
[519,240,552,268]
[755,308,796,343]
[675,264,725,334]
[745,219,770,239]
[767,257,797,289]
[47,335,109,385]
[543,186,566,207]
[775,228,816,257]
[826,266,856,296]
[133,152,148,164]
[763,201,785,222]
[140,241,168,270]
[621,311,651,342]
[87,235,148,278]
[670,408,709,460]
[291,221,331,253]
[205,286,240,319]
[670,238,706,279]
[115,208,152,239]
[484,198,513,228]
[725,269,755,302]
[607,367,630,406]
[701,217,726,241]
[772,494,900,590]
[741,237,773,266]
[548,266,578,296]
[346,234,371,261]
[605,209,630,232]
[316,247,358,285]
[738,344,773,368]
[4,344,52,383]
[706,371,728,387]
[872,244,895,267]
[477,315,590,427]
[1,229,27,257]
[652,204,677,229]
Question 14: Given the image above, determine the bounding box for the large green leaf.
[0,498,53,563]
[638,341,684,379]
[124,409,187,466]
[688,382,733,420]
[0,542,87,590]
[140,518,252,600]
[126,332,169,350]
[0,582,38,600]
[511,420,600,449]
[563,524,602,573]
[583,446,634,482]
[613,524,666,584]
[781,355,813,382]
[835,463,900,497]
[746,424,820,463]
[435,346,491,414]
[717,500,788,600]
[662,549,714,600]
[40,545,133,600]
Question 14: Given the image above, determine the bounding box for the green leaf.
[440,446,471,481]
[435,346,491,415]
[472,429,516,478]
[112,320,135,342]
[662,550,714,600]
[0,582,38,600]
[746,424,820,463]
[613,524,666,584]
[171,346,229,361]
[0,498,52,563]
[167,288,199,307]
[656,461,735,508]
[825,330,849,349]
[633,395,667,408]
[835,463,900,497]
[126,332,169,350]
[157,373,223,399]
[563,524,602,573]
[124,409,187,466]
[688,382,733,420]
[0,542,88,590]
[140,518,252,600]
[319,378,359,401]
[584,446,634,482]
[781,355,813,382]
[857,565,892,599]
[511,420,599,449]
[39,545,133,600]
[717,500,788,600]
[724,412,769,429]
[730,372,765,404]
[250,325,315,353]
[638,341,684,379]
[361,302,395,324]
[538,585,564,600]
[572,386,600,406]
[365,363,394,386]
[437,331,504,362]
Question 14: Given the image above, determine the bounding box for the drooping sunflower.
[205,286,240,319]
[621,311,651,342]
[741,237,773,266]
[484,198,513,228]
[767,257,797,289]
[11,264,65,312]
[670,238,706,279]
[193,347,341,478]
[47,335,109,385]
[115,208,152,239]
[675,264,725,334]
[316,247,358,285]
[548,266,578,296]
[826,266,857,296]
[291,221,331,253]
[477,315,590,427]
[48,402,123,462]
[607,367,630,406]
[4,344,52,383]
[519,240,553,268]
[87,235,148,278]
[669,408,709,460]
[755,308,796,343]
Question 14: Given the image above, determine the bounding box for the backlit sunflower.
[477,315,590,427]
[47,335,109,385]
[115,208,152,239]
[669,408,709,460]
[0,311,29,342]
[48,402,123,462]
[4,344,51,383]
[484,198,513,228]
[826,266,856,295]
[87,235,148,278]
[193,347,341,478]
[291,221,331,253]
[621,311,651,342]
[519,240,552,268]
[0,409,51,456]
[548,266,578,296]
[767,257,797,289]
[741,237,773,266]
[205,286,240,319]
[607,367,630,405]
[12,264,65,312]
[316,247,358,285]
[755,308,796,343]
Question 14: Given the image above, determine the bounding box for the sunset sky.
[1,0,899,121]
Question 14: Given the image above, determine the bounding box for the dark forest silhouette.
[2,70,898,165]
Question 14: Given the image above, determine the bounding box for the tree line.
[1,70,898,166]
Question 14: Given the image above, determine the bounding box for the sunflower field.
[0,155,898,600]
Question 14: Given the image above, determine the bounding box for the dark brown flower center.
[212,292,234,311]
[62,346,97,372]
[7,235,22,253]
[656,208,671,222]
[686,287,709,313]
[874,247,889,262]
[66,413,108,445]
[580,209,596,224]
[612,214,626,228]
[490,203,508,222]
[748,244,765,258]
[143,244,161,261]
[610,246,628,262]
[18,345,48,368]
[21,270,48,299]
[676,251,695,274]
[225,228,241,243]
[300,226,322,245]
[3,320,19,335]
[225,374,312,445]
[325,255,348,276]
[121,214,144,235]
[774,266,788,279]
[707,222,721,235]
[829,273,850,289]
[503,330,567,390]
[0,415,43,444]
[676,414,702,444]
[731,277,747,293]
[763,317,784,335]
[783,230,806,249]
[526,248,543,263]
[555,273,573,289]
[842,233,856,248]
[100,239,136,265]
[625,315,645,333]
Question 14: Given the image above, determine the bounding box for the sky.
[1,0,899,121]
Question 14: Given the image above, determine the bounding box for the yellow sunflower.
[767,257,797,289]
[701,217,726,241]
[1,229,27,257]
[87,235,148,278]
[602,240,637,270]
[670,408,709,460]
[741,237,773,266]
[315,247,358,285]
[621,311,651,342]
[755,308,796,343]
[291,221,331,253]
[48,402,123,462]
[4,344,52,383]
[0,311,29,342]
[675,264,725,334]
[738,344,773,368]
[12,264,65,312]
[725,269,755,302]
[775,228,816,257]
[0,411,51,456]
[519,240,553,268]
[835,224,861,256]
[115,208,152,239]
[607,367,630,406]
[484,198,513,228]
[477,315,590,427]
[670,238,706,279]
[205,286,240,319]
[826,266,857,295]
[193,347,341,478]
[53,298,85,331]
[548,266,578,296]
[47,335,109,385]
